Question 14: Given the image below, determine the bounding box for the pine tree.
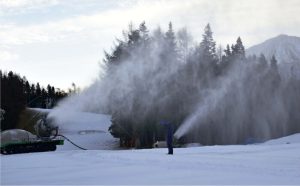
[153,26,164,42]
[36,83,41,97]
[222,44,232,64]
[41,88,47,108]
[35,83,42,107]
[152,26,164,55]
[24,81,31,103]
[199,23,217,63]
[177,27,192,63]
[29,84,36,107]
[1,71,26,130]
[51,86,55,96]
[216,45,223,63]
[165,22,177,55]
[138,21,151,57]
[47,84,53,98]
[270,55,278,70]
[258,54,268,72]
[139,21,149,43]
[104,40,127,67]
[219,44,233,74]
[269,55,281,90]
[127,23,141,50]
[224,44,231,57]
[231,37,245,60]
[157,22,178,65]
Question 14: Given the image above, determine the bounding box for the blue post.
[160,121,173,155]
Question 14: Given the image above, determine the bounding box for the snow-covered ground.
[1,110,300,185]
[51,110,119,150]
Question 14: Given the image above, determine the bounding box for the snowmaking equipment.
[0,116,64,154]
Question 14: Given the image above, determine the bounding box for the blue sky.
[1,0,300,90]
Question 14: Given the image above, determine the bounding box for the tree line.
[0,70,68,131]
[99,21,300,148]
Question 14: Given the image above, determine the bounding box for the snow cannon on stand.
[0,116,64,155]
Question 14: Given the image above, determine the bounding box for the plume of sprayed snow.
[174,64,238,139]
[175,60,300,144]
[50,24,300,145]
[50,26,184,124]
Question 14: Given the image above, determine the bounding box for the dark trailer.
[1,129,64,154]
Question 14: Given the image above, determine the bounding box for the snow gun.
[0,116,64,155]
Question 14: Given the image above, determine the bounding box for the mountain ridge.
[246,34,300,64]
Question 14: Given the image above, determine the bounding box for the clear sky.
[1,0,300,90]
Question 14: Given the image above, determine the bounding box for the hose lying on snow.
[57,134,87,150]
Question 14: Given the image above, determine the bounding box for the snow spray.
[50,23,300,145]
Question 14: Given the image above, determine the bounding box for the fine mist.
[175,61,300,144]
[53,22,300,146]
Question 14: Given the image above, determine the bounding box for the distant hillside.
[247,34,300,79]
[246,34,300,63]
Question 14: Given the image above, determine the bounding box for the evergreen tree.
[24,81,31,103]
[231,37,245,60]
[177,27,192,63]
[269,55,281,91]
[270,55,278,70]
[199,23,217,63]
[152,26,165,57]
[47,84,53,98]
[29,84,36,107]
[222,44,232,65]
[224,44,231,57]
[216,45,223,63]
[1,71,26,130]
[127,23,141,50]
[165,22,177,56]
[35,83,42,107]
[139,21,150,43]
[41,88,47,108]
[153,26,164,42]
[103,23,143,68]
[36,83,41,97]
[138,21,151,58]
[51,86,55,96]
[258,53,268,71]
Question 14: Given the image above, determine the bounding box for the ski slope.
[29,108,119,150]
[1,110,300,185]
[51,110,119,151]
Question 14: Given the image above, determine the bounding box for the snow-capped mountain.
[247,34,300,79]
[246,34,300,63]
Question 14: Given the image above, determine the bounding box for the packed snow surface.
[1,110,300,185]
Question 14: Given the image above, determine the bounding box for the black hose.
[57,134,87,150]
